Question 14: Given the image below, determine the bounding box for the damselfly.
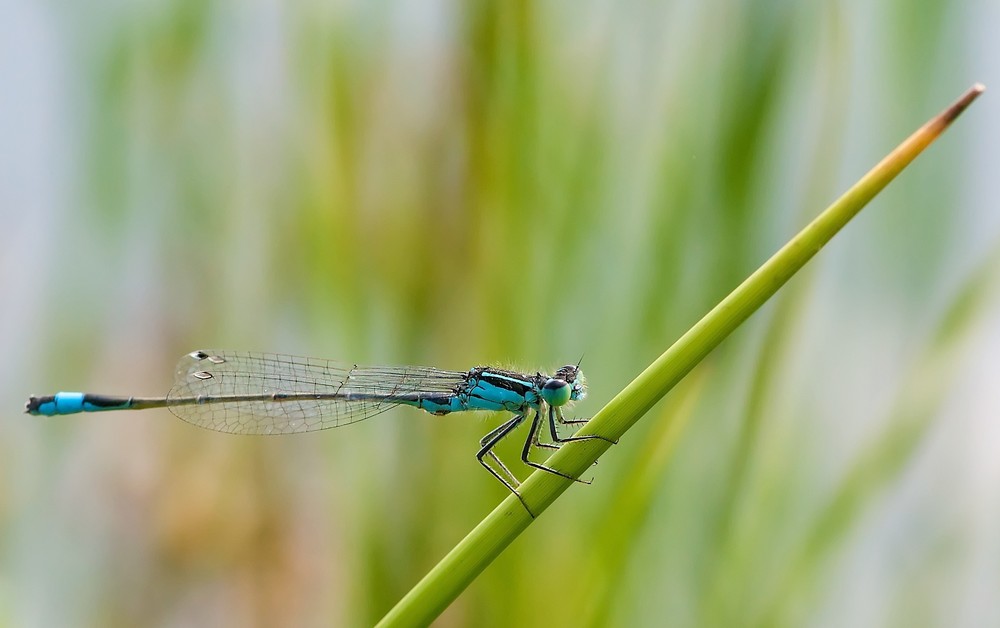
[26,350,612,514]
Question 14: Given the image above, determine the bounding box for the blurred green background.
[2,1,998,626]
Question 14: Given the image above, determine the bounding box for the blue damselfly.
[26,350,612,514]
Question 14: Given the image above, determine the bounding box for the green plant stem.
[377,83,984,628]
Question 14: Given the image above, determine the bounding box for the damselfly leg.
[548,406,618,445]
[520,408,592,485]
[477,415,524,489]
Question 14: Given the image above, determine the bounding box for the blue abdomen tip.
[29,392,86,415]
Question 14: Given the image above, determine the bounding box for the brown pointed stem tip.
[939,83,985,126]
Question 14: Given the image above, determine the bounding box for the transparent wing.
[166,350,468,435]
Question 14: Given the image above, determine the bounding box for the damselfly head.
[542,364,587,406]
[552,364,587,402]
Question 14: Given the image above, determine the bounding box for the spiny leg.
[477,413,535,517]
[553,407,619,445]
[549,406,618,445]
[478,418,521,487]
[557,413,590,426]
[531,403,560,451]
[521,409,591,485]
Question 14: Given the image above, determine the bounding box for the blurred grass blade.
[575,368,710,627]
[377,84,984,628]
[753,230,1000,626]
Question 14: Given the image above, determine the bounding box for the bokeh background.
[2,1,999,626]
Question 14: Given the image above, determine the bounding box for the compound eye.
[541,378,572,406]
